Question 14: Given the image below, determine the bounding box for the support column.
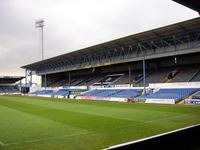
[30,71,32,86]
[44,72,47,89]
[143,58,146,95]
[68,72,71,87]
[128,65,131,87]
[138,43,146,96]
[25,69,27,85]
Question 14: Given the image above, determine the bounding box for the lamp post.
[35,19,46,88]
[35,19,44,60]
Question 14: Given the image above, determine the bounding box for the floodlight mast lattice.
[35,19,46,88]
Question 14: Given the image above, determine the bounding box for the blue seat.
[82,89,142,99]
[53,89,69,96]
[29,89,54,95]
[138,88,199,102]
[192,91,200,99]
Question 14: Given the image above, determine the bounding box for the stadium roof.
[22,17,200,74]
[172,0,200,13]
[0,76,24,84]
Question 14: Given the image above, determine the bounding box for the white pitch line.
[106,124,200,150]
[4,131,93,147]
[144,113,190,124]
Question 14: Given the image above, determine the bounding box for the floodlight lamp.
[35,19,44,28]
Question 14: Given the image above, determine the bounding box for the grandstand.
[18,0,200,106]
[0,1,199,150]
[22,17,200,85]
[21,17,200,104]
[0,76,23,95]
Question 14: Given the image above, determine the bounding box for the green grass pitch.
[0,95,199,150]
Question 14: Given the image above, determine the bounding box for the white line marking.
[144,113,190,124]
[106,124,200,150]
[4,131,92,146]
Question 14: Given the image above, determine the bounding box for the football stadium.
[0,0,200,150]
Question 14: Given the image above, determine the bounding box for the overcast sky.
[0,0,198,76]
